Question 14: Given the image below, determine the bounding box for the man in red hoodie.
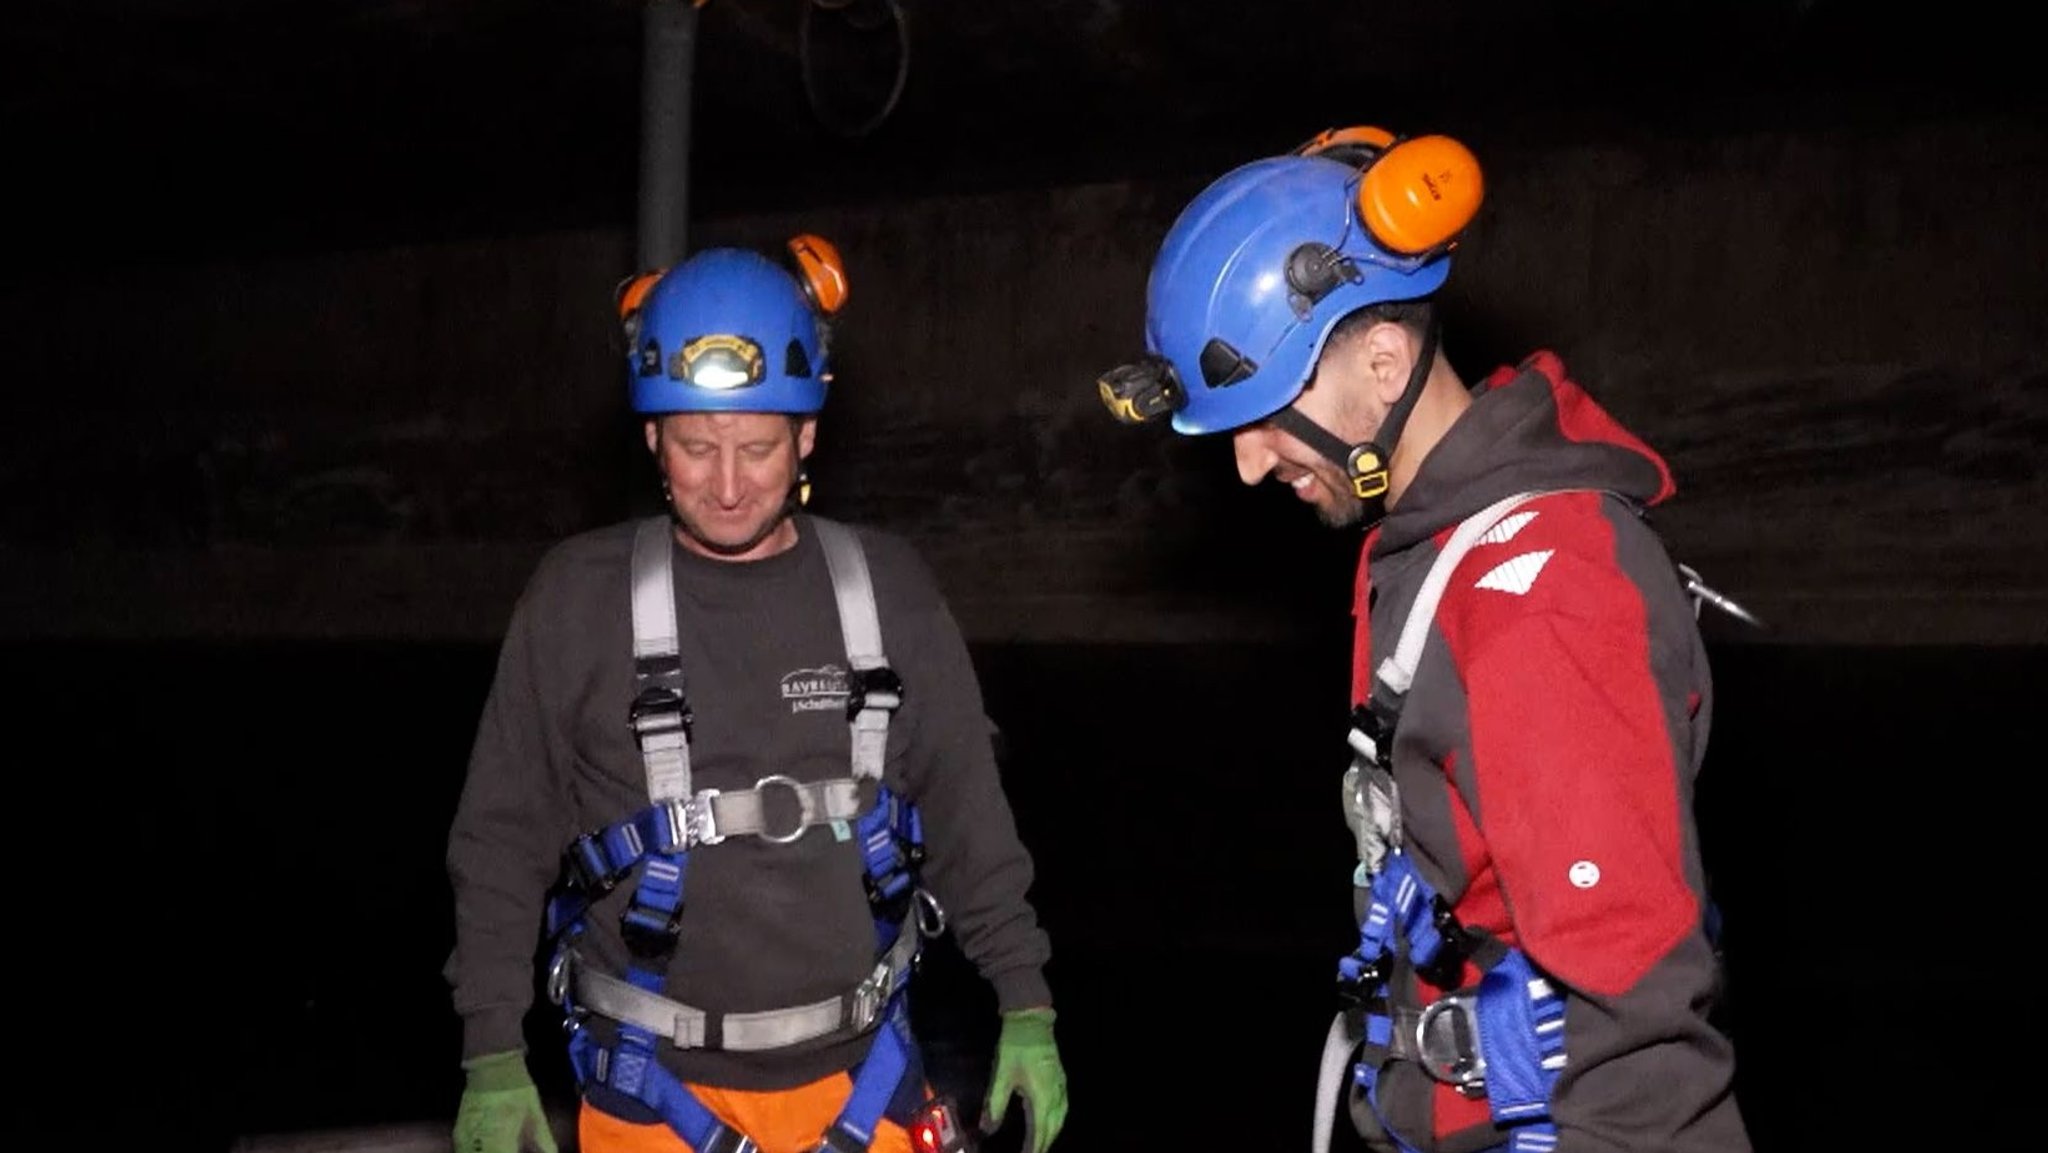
[1097,126,1752,1153]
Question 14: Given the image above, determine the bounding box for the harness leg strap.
[570,1029,758,1153]
[816,999,919,1153]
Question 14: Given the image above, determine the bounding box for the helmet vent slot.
[1199,338,1257,389]
[785,339,814,379]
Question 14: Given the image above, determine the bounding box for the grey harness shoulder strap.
[632,516,693,803]
[1376,489,1549,699]
[812,516,899,784]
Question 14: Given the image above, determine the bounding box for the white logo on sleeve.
[1475,549,1555,596]
[1568,859,1601,889]
[1477,510,1539,545]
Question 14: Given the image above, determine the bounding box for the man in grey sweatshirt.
[445,240,1066,1153]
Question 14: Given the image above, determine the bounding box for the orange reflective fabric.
[578,1071,916,1153]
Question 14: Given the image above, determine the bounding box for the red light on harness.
[908,1097,969,1153]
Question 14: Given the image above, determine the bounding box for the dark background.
[4,1,2040,1151]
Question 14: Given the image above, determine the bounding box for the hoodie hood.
[1372,350,1676,557]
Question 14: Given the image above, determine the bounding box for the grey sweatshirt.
[445,513,1053,1089]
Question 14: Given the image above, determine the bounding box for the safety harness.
[1312,490,1753,1153]
[1317,490,1570,1153]
[543,515,945,1153]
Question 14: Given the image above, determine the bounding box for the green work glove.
[982,1007,1068,1153]
[453,1050,559,1153]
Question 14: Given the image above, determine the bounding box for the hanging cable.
[799,0,910,139]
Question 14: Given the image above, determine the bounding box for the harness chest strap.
[675,777,864,847]
[561,778,869,907]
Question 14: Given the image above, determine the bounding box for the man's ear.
[1358,321,1417,406]
[642,417,660,456]
[796,416,818,460]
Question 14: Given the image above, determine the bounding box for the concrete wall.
[5,111,2042,646]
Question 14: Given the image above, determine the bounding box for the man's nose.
[713,454,745,504]
[1232,428,1275,487]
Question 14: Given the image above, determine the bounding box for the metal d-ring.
[912,887,948,938]
[753,773,811,845]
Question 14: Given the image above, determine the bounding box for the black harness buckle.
[630,684,694,743]
[1416,896,1477,990]
[846,666,905,720]
[864,840,928,921]
[619,901,685,961]
[1348,702,1398,772]
[563,833,619,896]
[1336,949,1390,1008]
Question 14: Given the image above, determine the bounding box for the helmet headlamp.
[1096,355,1186,425]
[673,334,766,391]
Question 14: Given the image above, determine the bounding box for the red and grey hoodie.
[1349,351,1751,1153]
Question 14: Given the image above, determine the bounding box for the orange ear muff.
[1354,134,1484,257]
[1296,124,1397,163]
[614,268,666,353]
[615,268,666,321]
[786,233,849,316]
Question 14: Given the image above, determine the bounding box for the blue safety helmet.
[627,247,829,415]
[1142,154,1452,435]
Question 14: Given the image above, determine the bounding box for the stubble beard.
[671,488,802,558]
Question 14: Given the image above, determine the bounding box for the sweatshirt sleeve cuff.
[989,967,1054,1014]
[462,1010,530,1062]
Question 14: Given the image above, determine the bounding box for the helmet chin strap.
[1268,314,1440,504]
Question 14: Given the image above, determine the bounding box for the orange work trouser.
[579,1069,917,1153]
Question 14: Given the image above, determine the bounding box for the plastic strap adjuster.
[845,666,904,719]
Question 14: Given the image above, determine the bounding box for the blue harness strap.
[1473,951,1566,1125]
[817,999,918,1152]
[1344,853,1563,1153]
[1343,847,1564,1153]
[569,1027,755,1153]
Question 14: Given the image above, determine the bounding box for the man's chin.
[1312,495,1365,530]
[693,532,766,557]
[677,510,786,557]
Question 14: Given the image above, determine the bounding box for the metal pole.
[638,0,699,271]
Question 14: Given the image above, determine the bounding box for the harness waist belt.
[568,918,920,1052]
